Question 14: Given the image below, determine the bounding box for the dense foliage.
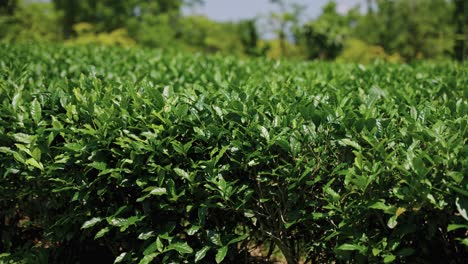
[0,44,467,263]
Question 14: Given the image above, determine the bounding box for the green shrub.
[0,44,466,263]
[126,13,178,49]
[337,38,403,64]
[66,22,136,47]
[0,1,61,43]
[177,16,245,56]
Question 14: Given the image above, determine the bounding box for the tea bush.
[0,44,466,263]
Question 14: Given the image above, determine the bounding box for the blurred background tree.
[296,1,349,60]
[0,0,17,15]
[268,0,304,58]
[239,19,269,57]
[0,0,465,63]
[177,15,244,55]
[0,0,61,43]
[353,0,454,61]
[52,0,183,38]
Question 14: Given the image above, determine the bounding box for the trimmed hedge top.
[0,44,466,263]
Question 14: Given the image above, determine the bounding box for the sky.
[182,0,366,22]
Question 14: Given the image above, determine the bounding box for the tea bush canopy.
[0,0,467,263]
[0,43,466,263]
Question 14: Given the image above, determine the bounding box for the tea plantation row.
[0,44,466,263]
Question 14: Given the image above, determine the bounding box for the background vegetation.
[0,0,466,63]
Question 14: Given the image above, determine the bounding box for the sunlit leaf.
[167,242,193,254]
[195,246,210,262]
[215,246,228,263]
[81,217,103,229]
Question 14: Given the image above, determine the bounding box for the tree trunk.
[273,236,298,264]
[279,30,287,57]
[0,0,16,15]
[454,0,466,62]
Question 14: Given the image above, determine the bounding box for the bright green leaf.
[31,99,42,124]
[383,254,396,263]
[94,227,110,239]
[167,242,194,254]
[195,246,210,262]
[215,246,228,263]
[81,217,102,229]
[114,252,127,263]
[149,187,167,196]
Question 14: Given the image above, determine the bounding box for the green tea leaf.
[174,168,191,181]
[459,238,468,246]
[208,230,222,246]
[138,231,155,240]
[387,215,398,229]
[455,197,468,221]
[14,133,35,144]
[156,237,164,252]
[447,224,468,232]
[26,158,44,170]
[143,241,159,256]
[338,138,361,150]
[383,254,396,263]
[31,99,42,124]
[337,243,365,252]
[227,233,249,245]
[94,227,110,239]
[215,246,228,263]
[187,225,200,236]
[195,246,210,262]
[368,200,393,213]
[82,217,103,229]
[259,126,270,142]
[150,187,167,196]
[139,253,158,264]
[114,252,127,263]
[167,242,193,254]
